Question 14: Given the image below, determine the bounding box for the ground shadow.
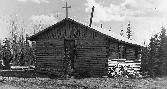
[0,70,53,78]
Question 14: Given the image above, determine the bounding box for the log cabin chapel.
[28,3,143,77]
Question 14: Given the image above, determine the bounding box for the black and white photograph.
[0,0,167,88]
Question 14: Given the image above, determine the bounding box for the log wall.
[75,39,108,77]
[108,40,140,61]
[35,39,65,76]
[108,41,119,59]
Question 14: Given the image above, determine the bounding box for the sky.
[0,0,167,45]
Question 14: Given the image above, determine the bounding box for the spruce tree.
[141,46,149,75]
[147,34,161,77]
[120,25,124,36]
[126,21,132,39]
[142,27,167,77]
[120,30,124,36]
[148,36,156,77]
[158,27,167,75]
[2,38,13,69]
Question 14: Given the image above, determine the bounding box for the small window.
[44,42,49,47]
[135,48,139,59]
[118,45,126,59]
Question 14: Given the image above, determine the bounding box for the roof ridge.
[29,17,143,47]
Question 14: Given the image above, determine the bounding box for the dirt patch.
[0,82,19,89]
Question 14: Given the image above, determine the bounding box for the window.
[135,48,139,59]
[118,45,126,59]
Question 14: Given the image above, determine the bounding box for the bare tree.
[2,15,35,66]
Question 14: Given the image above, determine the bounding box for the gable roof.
[28,18,143,47]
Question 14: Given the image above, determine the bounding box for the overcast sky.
[0,0,167,45]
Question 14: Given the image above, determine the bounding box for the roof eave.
[28,18,69,41]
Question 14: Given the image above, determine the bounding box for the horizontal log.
[75,65,106,69]
[37,62,63,65]
[126,57,135,59]
[36,54,63,56]
[36,52,64,54]
[37,47,64,50]
[76,51,106,54]
[78,45,107,47]
[78,46,107,49]
[77,49,106,52]
[37,58,63,61]
[77,57,107,60]
[38,68,64,73]
[76,62,106,65]
[36,47,64,50]
[77,56,107,59]
[76,50,107,53]
[78,39,106,42]
[36,52,64,55]
[36,50,64,53]
[76,52,107,55]
[77,41,107,44]
[38,62,64,66]
[38,64,64,68]
[37,48,64,52]
[76,61,106,65]
[36,54,64,58]
[36,40,64,44]
[76,55,107,58]
[36,46,64,49]
[37,59,64,62]
[77,46,106,49]
[76,57,107,59]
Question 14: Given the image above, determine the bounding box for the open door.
[64,39,75,76]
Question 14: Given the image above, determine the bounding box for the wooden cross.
[62,2,71,18]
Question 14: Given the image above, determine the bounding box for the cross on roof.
[62,2,71,18]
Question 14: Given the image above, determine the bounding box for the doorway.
[64,39,75,75]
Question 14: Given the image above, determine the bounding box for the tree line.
[120,22,167,77]
[141,27,167,77]
[0,15,42,69]
[0,15,53,69]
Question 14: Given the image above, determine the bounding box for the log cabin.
[28,18,143,77]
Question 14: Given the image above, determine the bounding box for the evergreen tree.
[120,25,124,36]
[126,21,132,39]
[22,34,35,66]
[141,34,160,77]
[2,38,13,69]
[141,27,167,77]
[158,27,167,75]
[0,40,4,69]
[144,27,167,77]
[141,46,149,75]
[149,34,162,77]
[120,30,124,37]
